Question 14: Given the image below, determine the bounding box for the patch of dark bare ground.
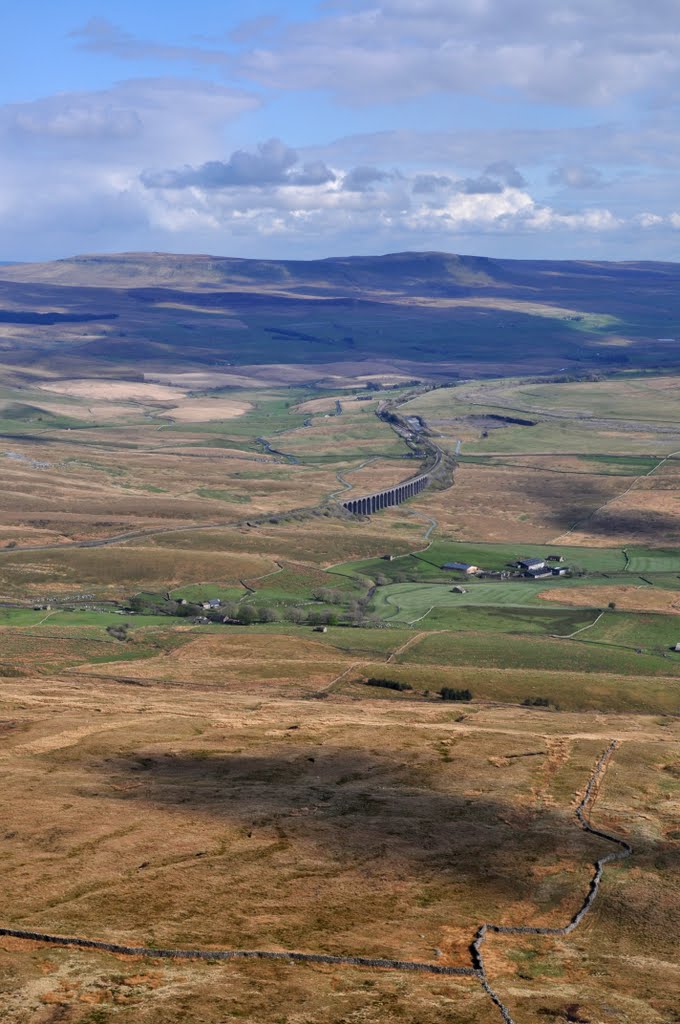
[93,747,680,936]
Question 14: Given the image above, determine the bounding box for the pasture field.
[625,547,680,572]
[407,604,597,634]
[370,582,571,622]
[334,540,633,586]
[389,629,680,680]
[367,577,666,624]
[575,609,680,650]
[479,375,680,423]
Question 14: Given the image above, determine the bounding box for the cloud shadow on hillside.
[95,745,649,911]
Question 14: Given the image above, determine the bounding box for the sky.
[4,0,680,262]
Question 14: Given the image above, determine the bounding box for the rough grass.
[0,668,676,1023]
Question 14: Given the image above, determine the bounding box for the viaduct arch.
[342,453,440,516]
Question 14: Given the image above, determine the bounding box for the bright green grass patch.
[580,454,663,475]
[462,421,680,456]
[0,609,184,629]
[371,582,589,623]
[415,605,595,634]
[333,554,452,584]
[337,540,629,581]
[416,541,627,573]
[577,610,680,652]
[625,548,680,573]
[395,630,680,677]
[170,584,246,604]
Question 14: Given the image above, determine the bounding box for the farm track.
[0,741,629,1023]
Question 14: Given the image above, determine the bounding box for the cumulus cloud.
[412,174,453,194]
[550,164,605,188]
[485,161,527,188]
[341,165,393,191]
[142,139,336,190]
[455,175,504,195]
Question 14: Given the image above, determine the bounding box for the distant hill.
[1,250,679,378]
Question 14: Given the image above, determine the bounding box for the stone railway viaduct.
[342,451,442,516]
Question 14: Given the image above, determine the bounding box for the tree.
[287,606,307,624]
[440,687,472,702]
[238,604,257,625]
[260,606,278,622]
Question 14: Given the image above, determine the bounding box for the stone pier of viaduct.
[342,467,432,516]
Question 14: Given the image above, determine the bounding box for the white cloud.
[1,79,259,162]
[73,5,680,109]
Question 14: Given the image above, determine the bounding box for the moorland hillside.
[1,250,680,378]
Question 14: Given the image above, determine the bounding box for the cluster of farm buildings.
[442,554,570,580]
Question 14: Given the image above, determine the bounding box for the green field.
[574,609,680,651]
[370,581,582,623]
[338,540,680,584]
[413,604,596,634]
[624,548,680,572]
[392,630,680,678]
[0,608,184,629]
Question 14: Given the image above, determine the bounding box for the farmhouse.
[546,554,564,562]
[442,562,479,574]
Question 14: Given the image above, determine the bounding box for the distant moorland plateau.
[2,250,680,381]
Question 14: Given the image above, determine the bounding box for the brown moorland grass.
[0,548,277,599]
[0,668,676,1024]
[130,517,427,566]
[38,380,187,402]
[412,462,625,543]
[76,632,356,693]
[539,584,680,614]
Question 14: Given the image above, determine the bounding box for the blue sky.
[3,0,680,261]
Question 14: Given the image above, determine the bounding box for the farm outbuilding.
[442,562,479,574]
[517,557,546,571]
[526,567,553,579]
